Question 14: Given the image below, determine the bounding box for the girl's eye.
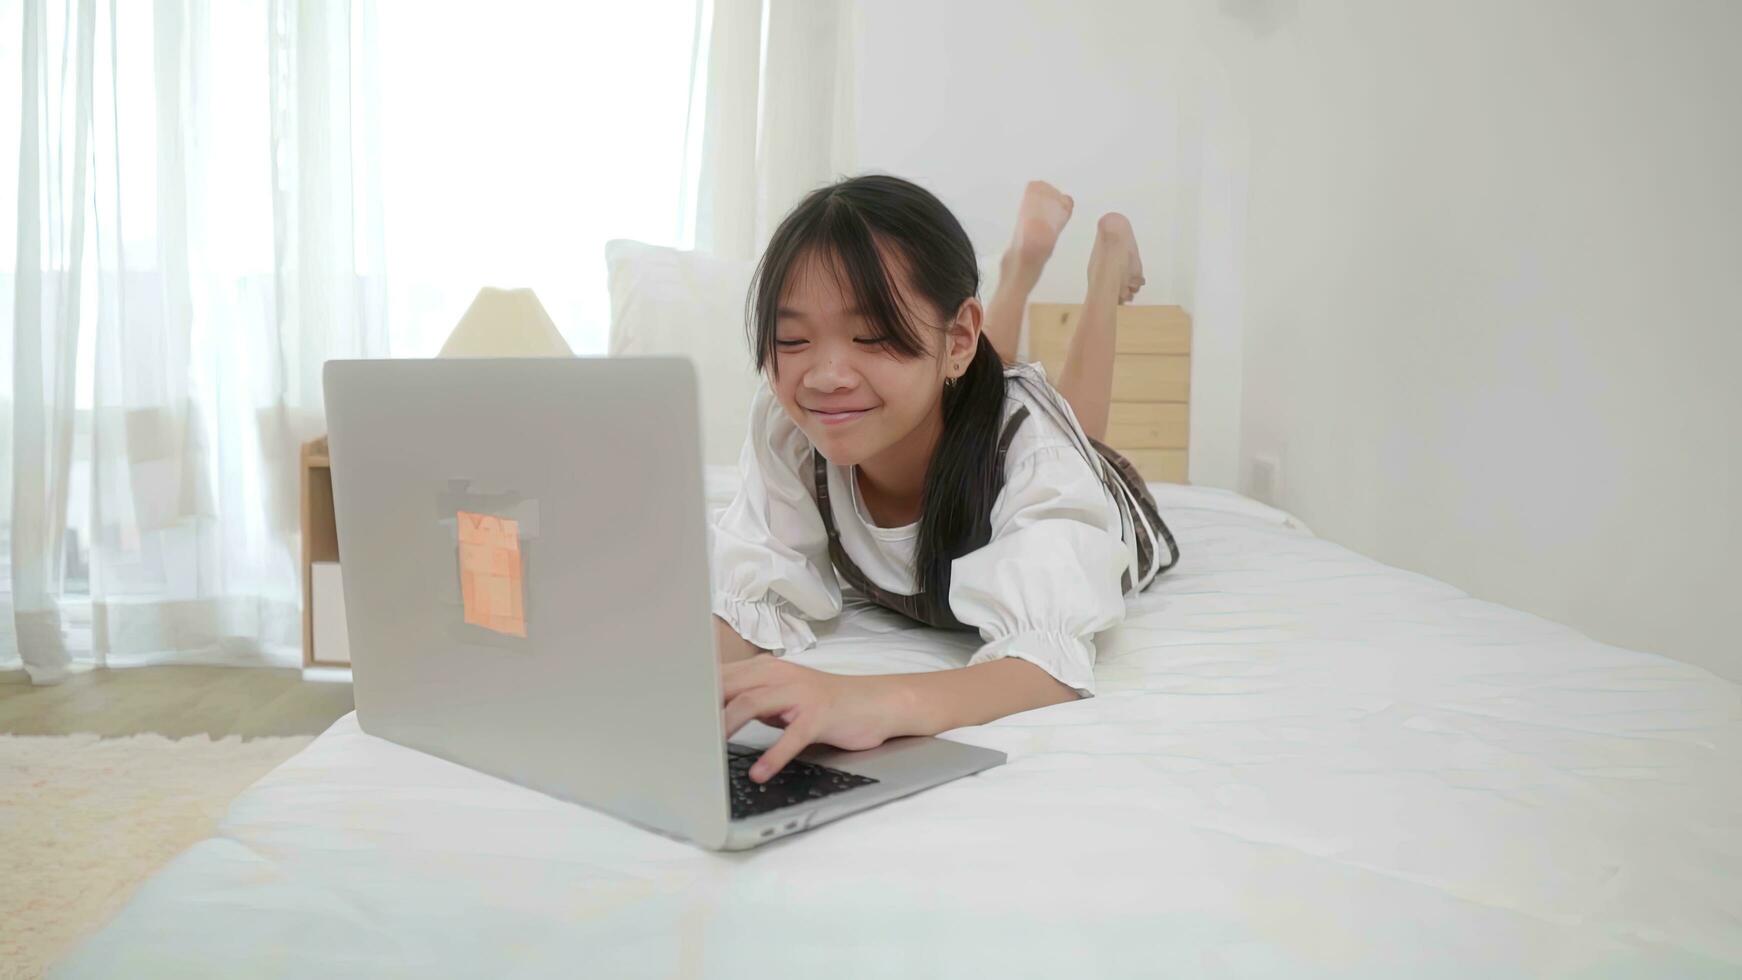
[774,338,885,350]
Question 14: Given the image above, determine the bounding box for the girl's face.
[769,250,978,468]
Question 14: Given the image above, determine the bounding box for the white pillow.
[605,240,762,467]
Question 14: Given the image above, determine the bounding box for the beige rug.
[0,732,313,979]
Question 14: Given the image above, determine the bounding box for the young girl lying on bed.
[713,175,1178,782]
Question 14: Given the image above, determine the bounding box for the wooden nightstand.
[300,437,347,668]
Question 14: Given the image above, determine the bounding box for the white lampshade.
[438,287,574,358]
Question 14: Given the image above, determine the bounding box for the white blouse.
[710,361,1156,698]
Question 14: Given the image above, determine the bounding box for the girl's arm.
[710,382,843,655]
[883,657,1078,736]
[721,653,1077,782]
[714,615,766,664]
[722,447,1128,781]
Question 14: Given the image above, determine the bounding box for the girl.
[712,175,1177,783]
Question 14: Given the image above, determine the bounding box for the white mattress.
[57,478,1742,978]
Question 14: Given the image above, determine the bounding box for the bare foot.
[1007,180,1074,274]
[1088,212,1145,305]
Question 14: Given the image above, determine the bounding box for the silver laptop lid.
[323,356,731,848]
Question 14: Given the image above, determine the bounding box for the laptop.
[322,356,1006,850]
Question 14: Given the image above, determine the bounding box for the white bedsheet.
[57,480,1742,978]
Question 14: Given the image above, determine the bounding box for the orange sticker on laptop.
[457,511,527,637]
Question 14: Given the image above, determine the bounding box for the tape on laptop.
[434,479,541,650]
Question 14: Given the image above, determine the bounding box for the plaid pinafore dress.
[810,406,1180,630]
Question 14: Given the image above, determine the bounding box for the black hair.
[746,174,1009,604]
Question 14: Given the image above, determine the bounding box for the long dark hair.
[747,174,1008,603]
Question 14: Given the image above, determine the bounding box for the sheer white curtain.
[684,0,857,261]
[3,0,699,683]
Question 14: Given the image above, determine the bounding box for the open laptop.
[322,356,1006,850]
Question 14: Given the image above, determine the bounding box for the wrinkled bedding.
[56,478,1742,978]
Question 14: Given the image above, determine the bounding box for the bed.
[55,469,1742,978]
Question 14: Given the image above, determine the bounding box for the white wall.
[1227,1,1742,678]
[851,0,1741,678]
[851,0,1248,489]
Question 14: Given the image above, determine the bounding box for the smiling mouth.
[809,407,875,426]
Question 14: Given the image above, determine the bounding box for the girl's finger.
[750,718,816,783]
[722,687,793,740]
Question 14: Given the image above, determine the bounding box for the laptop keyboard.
[726,744,879,819]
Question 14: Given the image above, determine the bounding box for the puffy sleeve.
[709,382,842,654]
[947,445,1130,698]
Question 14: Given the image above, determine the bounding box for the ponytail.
[915,332,1007,601]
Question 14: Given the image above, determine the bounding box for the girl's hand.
[721,654,907,782]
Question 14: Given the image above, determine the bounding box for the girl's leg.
[983,181,1074,365]
[1056,213,1145,442]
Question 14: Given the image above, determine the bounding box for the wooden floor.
[0,666,354,739]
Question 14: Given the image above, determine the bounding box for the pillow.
[605,240,761,467]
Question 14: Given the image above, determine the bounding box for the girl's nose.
[804,351,857,392]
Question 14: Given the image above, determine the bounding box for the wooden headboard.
[1026,303,1191,484]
